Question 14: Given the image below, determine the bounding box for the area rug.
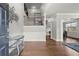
[65,43,79,52]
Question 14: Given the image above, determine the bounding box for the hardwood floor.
[20,38,79,56]
[65,38,79,43]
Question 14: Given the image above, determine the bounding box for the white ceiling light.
[31,6,37,13]
[31,6,36,9]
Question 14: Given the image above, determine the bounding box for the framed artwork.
[24,8,43,26]
[66,22,77,32]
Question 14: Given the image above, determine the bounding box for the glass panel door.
[0,7,7,35]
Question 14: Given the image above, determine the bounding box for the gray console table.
[9,35,24,56]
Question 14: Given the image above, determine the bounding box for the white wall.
[9,3,24,37]
[24,26,46,41]
[24,13,46,41]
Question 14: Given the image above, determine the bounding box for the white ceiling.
[42,3,79,16]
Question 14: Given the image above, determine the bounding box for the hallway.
[21,39,79,56]
[1,3,79,56]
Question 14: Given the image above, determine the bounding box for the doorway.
[63,18,79,52]
[63,19,79,43]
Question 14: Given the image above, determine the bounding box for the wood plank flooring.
[20,39,79,56]
[65,38,79,43]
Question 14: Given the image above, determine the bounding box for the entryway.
[63,17,79,52]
